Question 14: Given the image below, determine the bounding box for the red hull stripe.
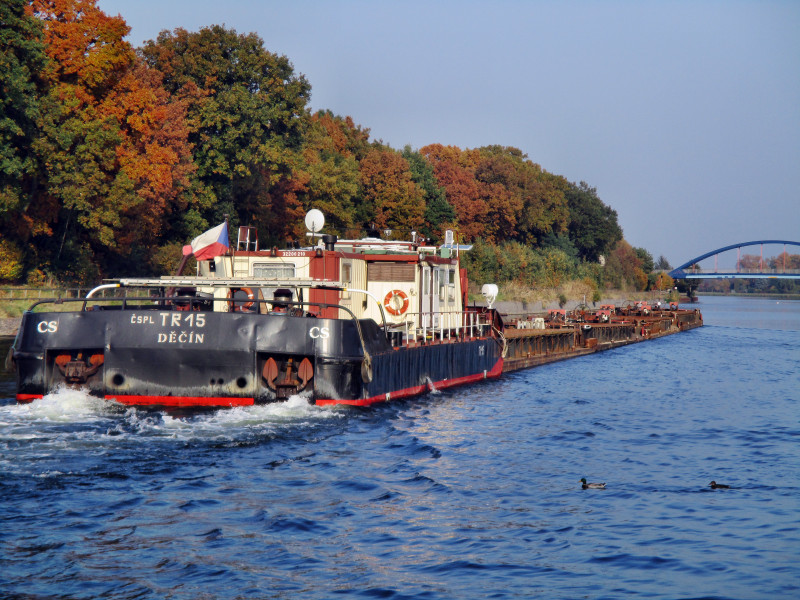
[107,394,255,407]
[16,394,43,403]
[316,357,504,407]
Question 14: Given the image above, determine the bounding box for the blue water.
[1,296,798,599]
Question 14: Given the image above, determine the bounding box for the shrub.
[0,240,24,282]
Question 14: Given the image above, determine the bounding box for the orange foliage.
[420,144,488,241]
[101,60,195,243]
[29,0,133,103]
[27,0,196,254]
[360,149,424,231]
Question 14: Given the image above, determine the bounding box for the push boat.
[7,213,702,408]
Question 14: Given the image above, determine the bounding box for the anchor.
[54,352,104,384]
[262,357,313,399]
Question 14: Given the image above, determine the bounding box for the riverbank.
[1,319,19,337]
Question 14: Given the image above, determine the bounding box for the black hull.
[11,308,503,407]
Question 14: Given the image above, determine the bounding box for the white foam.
[0,392,345,446]
[1,386,120,423]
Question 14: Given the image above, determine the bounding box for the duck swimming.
[580,478,606,489]
[709,481,730,489]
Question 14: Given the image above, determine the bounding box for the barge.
[7,212,702,408]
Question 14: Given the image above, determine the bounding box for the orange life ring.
[231,287,256,311]
[384,290,409,316]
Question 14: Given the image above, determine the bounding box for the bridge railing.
[680,267,800,275]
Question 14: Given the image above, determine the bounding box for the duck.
[709,481,730,489]
[580,478,606,489]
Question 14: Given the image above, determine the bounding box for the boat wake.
[0,387,345,446]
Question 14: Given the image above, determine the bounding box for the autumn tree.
[3,0,200,280]
[294,112,366,237]
[604,239,646,290]
[477,146,569,247]
[420,144,487,241]
[359,147,424,232]
[769,252,800,271]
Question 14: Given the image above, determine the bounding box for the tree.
[0,0,47,221]
[294,112,365,236]
[359,147,424,232]
[564,181,622,262]
[141,25,312,237]
[476,147,570,247]
[655,255,672,271]
[634,247,654,273]
[604,239,645,290]
[420,145,483,240]
[402,146,455,239]
[17,0,201,280]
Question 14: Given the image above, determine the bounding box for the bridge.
[668,240,800,280]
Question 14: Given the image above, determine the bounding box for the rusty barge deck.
[500,306,703,372]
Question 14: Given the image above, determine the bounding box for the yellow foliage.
[0,240,24,282]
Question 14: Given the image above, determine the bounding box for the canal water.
[1,296,798,599]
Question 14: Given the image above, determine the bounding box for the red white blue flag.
[189,223,229,260]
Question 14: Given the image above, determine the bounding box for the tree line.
[3,0,660,294]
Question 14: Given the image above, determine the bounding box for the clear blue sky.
[97,0,799,266]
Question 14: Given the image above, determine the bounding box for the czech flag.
[188,223,230,260]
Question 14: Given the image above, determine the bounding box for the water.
[1,296,798,599]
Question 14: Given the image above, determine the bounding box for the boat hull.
[11,308,503,408]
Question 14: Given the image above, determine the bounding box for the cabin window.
[448,269,456,301]
[341,261,352,298]
[253,263,295,279]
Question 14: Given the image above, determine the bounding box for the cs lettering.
[37,320,58,333]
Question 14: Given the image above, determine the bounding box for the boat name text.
[127,312,207,345]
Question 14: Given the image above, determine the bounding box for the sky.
[96,0,799,267]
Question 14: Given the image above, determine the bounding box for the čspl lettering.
[130,314,155,324]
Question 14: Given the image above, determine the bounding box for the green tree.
[0,0,47,219]
[634,247,654,273]
[564,181,622,262]
[654,255,672,271]
[141,25,312,238]
[295,112,365,236]
[402,145,455,238]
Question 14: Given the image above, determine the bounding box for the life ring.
[383,290,409,316]
[231,287,255,312]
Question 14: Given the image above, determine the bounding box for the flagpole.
[225,214,234,277]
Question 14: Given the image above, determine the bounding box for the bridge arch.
[669,240,800,279]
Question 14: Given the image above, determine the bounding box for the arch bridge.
[668,240,800,280]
